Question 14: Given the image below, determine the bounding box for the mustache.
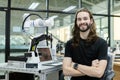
[78,23,92,32]
[79,23,92,27]
[79,23,88,26]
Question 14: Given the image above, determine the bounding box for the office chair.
[101,53,115,80]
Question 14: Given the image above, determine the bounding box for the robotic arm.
[29,34,52,57]
[22,13,53,57]
[23,13,54,29]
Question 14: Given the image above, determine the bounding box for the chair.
[59,71,65,80]
[59,72,71,80]
[101,53,115,80]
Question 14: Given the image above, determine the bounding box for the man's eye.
[83,17,88,20]
[77,18,81,21]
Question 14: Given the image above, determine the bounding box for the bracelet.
[73,63,78,70]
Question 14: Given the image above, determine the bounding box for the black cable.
[21,13,43,32]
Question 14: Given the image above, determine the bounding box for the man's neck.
[80,30,90,39]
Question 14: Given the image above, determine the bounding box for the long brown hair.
[72,8,98,47]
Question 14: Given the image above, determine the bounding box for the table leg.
[39,73,47,80]
[5,71,9,80]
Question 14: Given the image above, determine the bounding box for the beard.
[79,23,91,32]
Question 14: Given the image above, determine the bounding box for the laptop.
[37,47,62,66]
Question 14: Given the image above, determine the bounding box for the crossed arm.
[62,57,107,78]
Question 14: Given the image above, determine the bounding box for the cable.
[22,13,43,33]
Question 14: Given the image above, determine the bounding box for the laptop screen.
[37,48,52,62]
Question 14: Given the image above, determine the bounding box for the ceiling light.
[63,6,76,12]
[49,15,58,19]
[28,2,40,10]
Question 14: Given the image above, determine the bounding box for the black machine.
[29,34,52,57]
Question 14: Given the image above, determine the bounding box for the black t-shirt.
[65,37,108,80]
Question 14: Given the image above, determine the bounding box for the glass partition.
[0,0,8,7]
[11,0,46,10]
[82,0,108,14]
[49,0,78,12]
[0,11,5,63]
[10,10,48,53]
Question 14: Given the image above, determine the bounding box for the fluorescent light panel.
[49,15,58,19]
[28,2,40,9]
[63,6,76,12]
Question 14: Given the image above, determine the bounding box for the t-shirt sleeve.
[97,39,108,60]
[64,41,72,57]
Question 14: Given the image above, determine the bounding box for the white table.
[0,63,62,80]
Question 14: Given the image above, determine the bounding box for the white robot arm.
[34,18,54,27]
[24,17,54,28]
[22,13,54,51]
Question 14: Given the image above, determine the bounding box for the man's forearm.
[77,64,104,78]
[63,62,85,76]
[63,67,85,76]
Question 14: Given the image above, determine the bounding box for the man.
[63,8,108,80]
